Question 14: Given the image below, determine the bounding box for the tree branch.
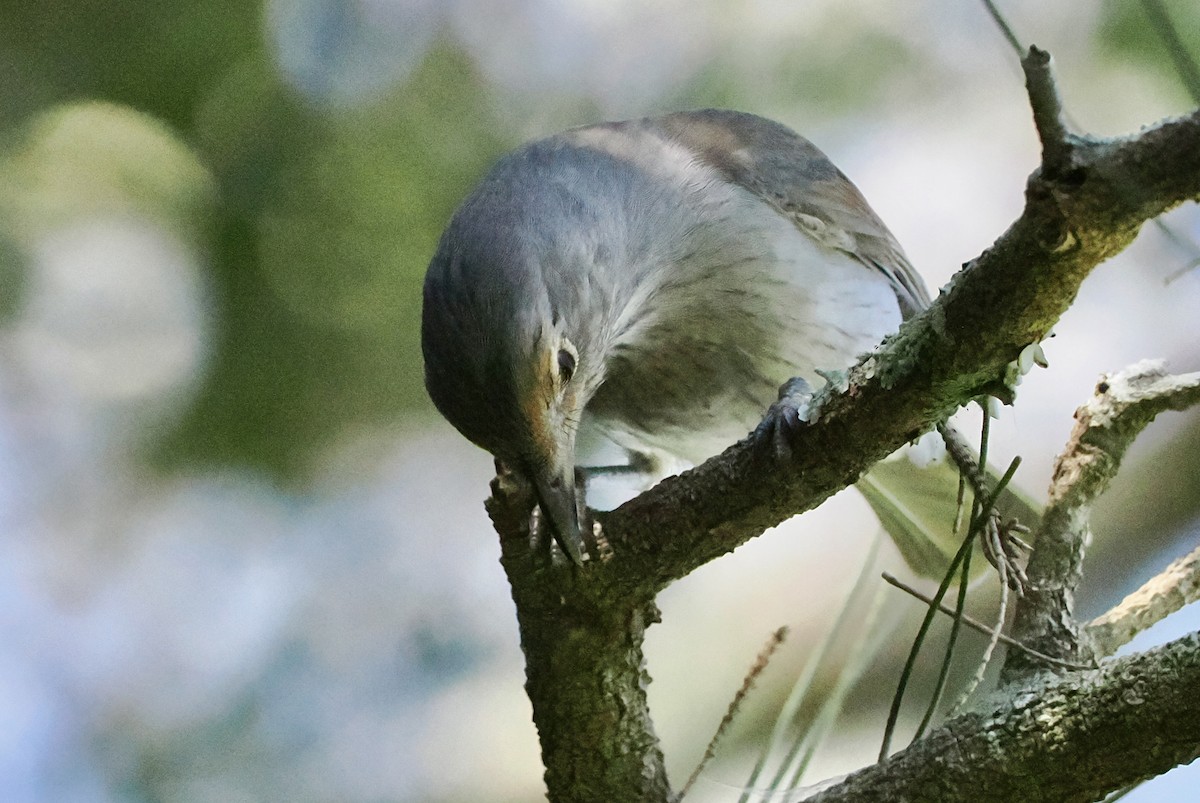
[1005,363,1200,676]
[1023,46,1075,176]
[486,463,671,802]
[598,94,1200,595]
[1089,543,1200,658]
[808,632,1200,803]
[490,50,1200,802]
[881,572,1089,670]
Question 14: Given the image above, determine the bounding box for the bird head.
[421,162,610,563]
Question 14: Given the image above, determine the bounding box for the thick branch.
[808,631,1200,803]
[1005,363,1200,676]
[486,464,670,803]
[598,104,1200,595]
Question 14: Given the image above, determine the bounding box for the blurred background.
[1,0,1198,800]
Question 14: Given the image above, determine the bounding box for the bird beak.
[532,460,585,566]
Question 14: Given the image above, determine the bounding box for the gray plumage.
[422,109,930,561]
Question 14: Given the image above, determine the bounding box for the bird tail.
[857,443,1040,580]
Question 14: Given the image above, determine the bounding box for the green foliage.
[0,0,259,130]
[1097,0,1200,103]
[673,20,919,117]
[0,12,511,477]
[158,45,511,476]
[0,232,26,322]
[0,101,216,243]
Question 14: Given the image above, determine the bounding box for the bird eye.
[557,348,576,383]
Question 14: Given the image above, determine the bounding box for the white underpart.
[571,126,903,474]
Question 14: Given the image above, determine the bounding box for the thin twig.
[678,627,789,802]
[937,421,1031,592]
[1152,214,1200,286]
[937,423,987,500]
[1138,0,1200,284]
[1088,543,1200,657]
[882,574,1089,670]
[951,527,1012,711]
[1023,46,1075,175]
[879,459,1021,760]
[912,541,972,740]
[1163,246,1200,285]
[920,400,999,730]
[980,0,1024,59]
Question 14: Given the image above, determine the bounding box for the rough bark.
[810,633,1200,803]
[1005,363,1200,677]
[487,464,671,802]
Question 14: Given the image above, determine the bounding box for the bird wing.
[648,109,931,317]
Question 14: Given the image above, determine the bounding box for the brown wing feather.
[649,109,931,317]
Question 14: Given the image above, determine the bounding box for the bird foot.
[753,376,815,462]
[530,503,595,569]
[980,513,1032,594]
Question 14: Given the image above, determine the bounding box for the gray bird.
[422,109,939,566]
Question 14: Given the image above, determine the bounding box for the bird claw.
[527,477,594,569]
[980,513,1031,594]
[753,376,814,462]
[528,506,556,568]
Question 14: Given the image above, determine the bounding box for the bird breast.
[578,136,903,466]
